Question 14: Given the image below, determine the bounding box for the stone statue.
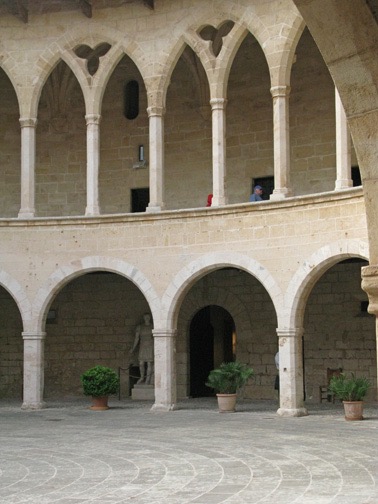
[130,313,154,385]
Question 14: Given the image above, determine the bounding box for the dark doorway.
[131,188,149,212]
[189,305,235,397]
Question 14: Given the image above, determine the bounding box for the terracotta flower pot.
[90,396,109,411]
[343,400,364,421]
[216,393,237,413]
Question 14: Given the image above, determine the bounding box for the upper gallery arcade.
[0,0,357,218]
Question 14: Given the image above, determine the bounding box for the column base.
[211,197,227,206]
[277,407,308,417]
[270,189,292,200]
[85,206,101,216]
[146,205,163,212]
[150,402,177,412]
[335,180,353,190]
[21,401,46,410]
[18,209,35,219]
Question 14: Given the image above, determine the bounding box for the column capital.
[362,265,378,315]
[19,117,38,128]
[210,98,227,110]
[276,328,303,338]
[22,332,46,340]
[270,85,291,98]
[147,106,165,117]
[153,329,177,338]
[85,114,101,125]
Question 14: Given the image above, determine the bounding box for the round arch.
[160,252,282,330]
[177,269,279,400]
[30,256,160,333]
[283,240,369,329]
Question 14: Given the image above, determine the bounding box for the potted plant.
[328,372,371,420]
[80,365,120,410]
[206,361,254,413]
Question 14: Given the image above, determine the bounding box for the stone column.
[270,86,292,200]
[335,88,352,190]
[18,118,37,218]
[22,332,46,410]
[151,329,176,411]
[85,114,101,216]
[361,265,378,400]
[210,98,227,206]
[147,106,165,212]
[276,328,308,417]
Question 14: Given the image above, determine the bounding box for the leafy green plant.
[81,365,119,397]
[206,361,254,394]
[328,373,371,402]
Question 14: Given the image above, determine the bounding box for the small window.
[252,176,274,200]
[124,80,139,120]
[131,188,149,212]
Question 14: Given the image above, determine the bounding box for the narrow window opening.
[124,80,139,120]
[352,166,361,186]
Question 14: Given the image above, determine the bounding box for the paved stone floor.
[0,398,377,503]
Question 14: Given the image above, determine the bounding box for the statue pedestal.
[131,384,154,401]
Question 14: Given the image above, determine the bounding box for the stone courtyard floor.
[0,398,377,503]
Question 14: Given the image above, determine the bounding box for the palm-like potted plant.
[81,365,120,410]
[328,372,371,420]
[206,361,254,412]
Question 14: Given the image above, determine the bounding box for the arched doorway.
[189,305,235,397]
